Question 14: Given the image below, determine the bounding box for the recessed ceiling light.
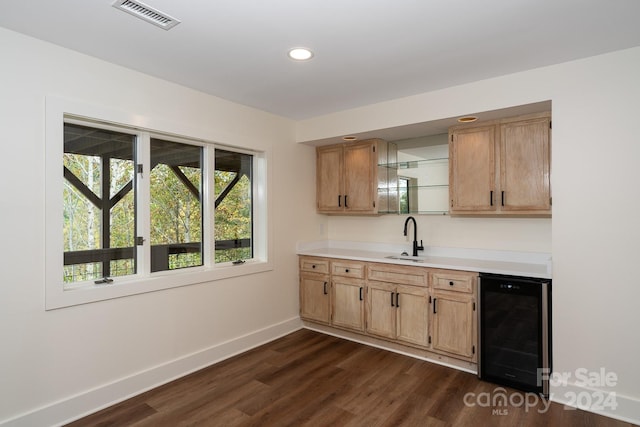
[288,48,314,61]
[457,116,478,123]
[342,136,357,141]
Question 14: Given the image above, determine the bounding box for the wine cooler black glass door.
[478,274,551,396]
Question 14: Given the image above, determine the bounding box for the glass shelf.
[378,157,449,169]
[377,140,450,215]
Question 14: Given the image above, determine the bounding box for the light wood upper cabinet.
[449,112,551,216]
[500,116,551,211]
[449,125,496,212]
[316,139,381,214]
[316,144,344,212]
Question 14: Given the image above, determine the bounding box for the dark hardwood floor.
[66,329,636,426]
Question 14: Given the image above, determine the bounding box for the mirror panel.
[378,134,449,215]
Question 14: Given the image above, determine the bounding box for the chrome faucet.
[403,216,424,257]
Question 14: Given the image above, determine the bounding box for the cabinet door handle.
[395,292,399,308]
[433,298,437,314]
[501,191,505,206]
[490,191,493,206]
[323,282,328,295]
[338,195,342,207]
[359,287,363,301]
[345,195,348,208]
[391,292,395,307]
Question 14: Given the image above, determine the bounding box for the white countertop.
[297,240,552,279]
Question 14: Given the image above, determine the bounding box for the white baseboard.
[0,317,303,427]
[550,382,640,425]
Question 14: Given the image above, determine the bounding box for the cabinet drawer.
[331,261,365,279]
[431,271,476,293]
[299,257,330,274]
[367,263,428,287]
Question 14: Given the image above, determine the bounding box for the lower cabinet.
[430,270,477,360]
[396,285,431,347]
[431,290,475,359]
[331,277,365,331]
[366,281,429,347]
[298,256,477,363]
[299,257,330,324]
[300,274,330,324]
[330,259,366,331]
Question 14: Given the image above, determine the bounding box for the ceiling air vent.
[112,0,181,30]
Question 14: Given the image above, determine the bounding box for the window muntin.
[63,123,137,284]
[214,149,253,263]
[150,138,203,272]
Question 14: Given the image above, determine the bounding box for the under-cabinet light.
[457,116,478,123]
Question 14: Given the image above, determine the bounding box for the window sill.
[45,260,273,310]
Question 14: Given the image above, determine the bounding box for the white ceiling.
[1,0,640,121]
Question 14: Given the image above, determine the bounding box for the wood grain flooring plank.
[65,402,157,427]
[240,369,356,427]
[376,392,440,426]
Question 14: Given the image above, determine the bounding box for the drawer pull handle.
[312,264,316,269]
[345,269,350,273]
[449,281,454,286]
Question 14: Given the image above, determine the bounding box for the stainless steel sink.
[385,255,428,263]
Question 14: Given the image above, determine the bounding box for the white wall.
[297,47,640,422]
[0,27,322,425]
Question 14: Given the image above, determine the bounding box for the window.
[63,123,137,284]
[214,149,252,263]
[150,138,203,272]
[46,97,271,309]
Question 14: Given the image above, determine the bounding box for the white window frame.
[45,96,272,310]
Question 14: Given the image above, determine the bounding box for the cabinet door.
[431,291,475,359]
[317,145,344,212]
[449,126,496,212]
[366,282,396,340]
[500,117,551,211]
[300,274,330,324]
[332,278,365,331]
[343,142,377,212]
[396,285,430,347]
